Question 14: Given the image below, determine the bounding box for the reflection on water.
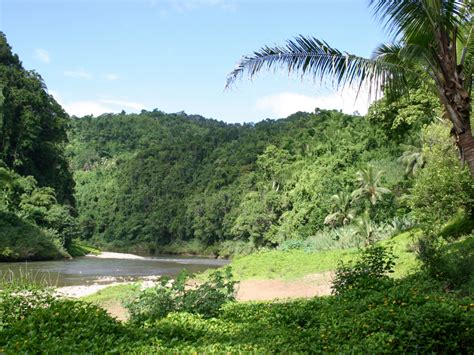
[0,255,229,287]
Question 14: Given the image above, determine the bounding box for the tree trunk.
[439,79,473,177]
[458,126,474,178]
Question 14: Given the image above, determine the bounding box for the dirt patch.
[236,271,334,301]
[103,301,129,321]
[63,271,334,320]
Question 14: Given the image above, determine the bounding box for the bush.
[409,123,474,234]
[0,212,68,261]
[126,267,236,324]
[417,234,474,293]
[137,277,473,353]
[0,282,55,330]
[439,212,474,240]
[332,245,397,295]
[0,299,137,353]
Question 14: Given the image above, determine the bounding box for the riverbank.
[74,271,334,320]
[86,251,146,260]
[60,271,333,301]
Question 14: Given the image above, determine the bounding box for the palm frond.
[226,35,408,98]
[369,0,468,41]
[459,11,473,93]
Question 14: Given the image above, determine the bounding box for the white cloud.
[255,88,373,118]
[48,90,145,117]
[34,48,50,64]
[64,68,93,79]
[105,73,119,81]
[98,99,144,111]
[63,99,145,117]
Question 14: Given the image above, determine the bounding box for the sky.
[0,0,387,123]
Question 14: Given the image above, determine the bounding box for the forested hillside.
[0,33,78,261]
[67,86,467,256]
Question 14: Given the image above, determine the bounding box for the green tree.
[0,32,74,204]
[352,164,391,207]
[409,122,474,232]
[324,190,356,228]
[398,144,425,177]
[227,0,474,177]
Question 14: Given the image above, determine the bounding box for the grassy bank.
[68,240,101,257]
[217,231,420,281]
[2,265,472,353]
[1,230,472,353]
[0,212,69,262]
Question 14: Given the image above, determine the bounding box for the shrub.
[126,267,236,324]
[0,212,68,261]
[409,122,474,235]
[417,234,474,293]
[0,299,137,353]
[332,245,397,295]
[0,282,55,330]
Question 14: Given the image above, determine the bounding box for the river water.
[0,255,229,287]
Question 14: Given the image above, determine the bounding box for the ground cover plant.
[1,231,472,353]
[126,267,236,323]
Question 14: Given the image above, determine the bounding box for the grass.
[78,230,422,313]
[81,283,139,305]
[228,230,421,281]
[379,230,421,278]
[68,240,101,257]
[230,249,355,281]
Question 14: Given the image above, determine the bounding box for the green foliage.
[2,278,471,353]
[0,166,77,259]
[229,230,419,281]
[0,211,67,261]
[0,299,137,353]
[0,32,74,205]
[0,282,55,330]
[439,212,474,240]
[0,33,77,260]
[409,122,474,234]
[69,109,404,252]
[367,88,440,139]
[81,283,140,305]
[332,245,397,296]
[1,234,472,353]
[138,277,473,353]
[417,234,474,294]
[323,190,355,227]
[352,164,391,208]
[68,239,101,257]
[126,267,236,323]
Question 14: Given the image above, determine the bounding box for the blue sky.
[1,0,386,123]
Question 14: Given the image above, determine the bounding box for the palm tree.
[324,190,356,227]
[227,0,474,177]
[354,210,378,246]
[352,164,391,206]
[398,144,425,177]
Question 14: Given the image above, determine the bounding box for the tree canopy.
[227,0,474,176]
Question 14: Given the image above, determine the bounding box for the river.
[0,254,229,287]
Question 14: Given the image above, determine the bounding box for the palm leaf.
[369,0,468,41]
[226,35,409,98]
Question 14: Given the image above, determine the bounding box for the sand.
[86,251,146,260]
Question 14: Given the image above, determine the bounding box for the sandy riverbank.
[86,251,146,260]
[56,272,333,320]
[57,272,333,300]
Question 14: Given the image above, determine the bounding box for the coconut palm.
[324,190,356,227]
[352,164,391,206]
[354,210,378,246]
[398,144,425,177]
[227,0,474,177]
